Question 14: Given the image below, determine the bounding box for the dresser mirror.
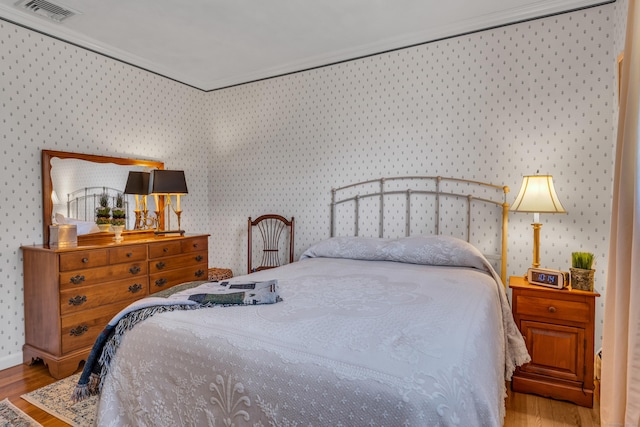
[42,150,164,245]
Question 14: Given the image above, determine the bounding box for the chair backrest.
[248,214,295,274]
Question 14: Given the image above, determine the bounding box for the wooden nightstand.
[509,275,600,407]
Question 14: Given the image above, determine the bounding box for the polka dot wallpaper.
[208,3,623,354]
[0,1,627,368]
[0,20,212,367]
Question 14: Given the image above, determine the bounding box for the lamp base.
[531,222,542,269]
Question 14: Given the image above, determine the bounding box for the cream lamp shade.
[511,175,567,215]
[511,175,567,269]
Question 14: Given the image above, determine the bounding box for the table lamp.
[149,169,188,235]
[124,171,151,229]
[511,175,567,268]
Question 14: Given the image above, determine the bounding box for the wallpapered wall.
[0,21,212,368]
[0,1,624,369]
[208,4,620,352]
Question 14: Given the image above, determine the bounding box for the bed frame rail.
[330,176,510,283]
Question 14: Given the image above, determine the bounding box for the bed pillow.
[300,235,492,273]
[55,213,101,235]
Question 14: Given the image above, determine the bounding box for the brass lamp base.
[532,222,542,268]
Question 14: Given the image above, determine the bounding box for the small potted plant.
[111,193,126,242]
[570,252,595,291]
[95,192,112,232]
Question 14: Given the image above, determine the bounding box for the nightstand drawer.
[515,295,590,323]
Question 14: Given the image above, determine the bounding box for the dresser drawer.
[60,276,149,315]
[60,262,147,289]
[515,295,590,324]
[148,240,183,258]
[148,251,207,274]
[109,245,147,264]
[149,264,208,292]
[181,236,208,253]
[61,301,131,353]
[59,249,109,271]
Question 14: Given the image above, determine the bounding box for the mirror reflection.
[42,150,165,244]
[50,158,158,233]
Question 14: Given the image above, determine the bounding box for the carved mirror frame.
[42,150,164,245]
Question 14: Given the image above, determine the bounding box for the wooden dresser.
[509,275,599,407]
[21,233,209,379]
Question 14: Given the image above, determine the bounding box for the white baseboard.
[0,351,24,371]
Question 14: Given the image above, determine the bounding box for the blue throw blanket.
[72,279,280,402]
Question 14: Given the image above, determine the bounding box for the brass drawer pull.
[195,269,205,278]
[70,325,88,337]
[129,283,143,293]
[548,306,557,313]
[70,275,85,285]
[126,252,133,257]
[155,278,168,287]
[163,247,169,252]
[195,255,203,262]
[156,261,166,270]
[129,265,141,274]
[68,295,87,306]
[82,257,89,263]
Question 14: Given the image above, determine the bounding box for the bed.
[82,176,530,426]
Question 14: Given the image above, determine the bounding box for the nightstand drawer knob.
[548,306,557,313]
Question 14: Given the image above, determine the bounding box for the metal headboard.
[66,186,130,228]
[330,176,510,284]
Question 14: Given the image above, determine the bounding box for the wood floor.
[0,360,601,426]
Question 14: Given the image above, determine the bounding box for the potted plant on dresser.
[570,251,595,291]
[111,193,126,242]
[95,192,112,232]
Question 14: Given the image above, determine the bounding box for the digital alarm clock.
[527,267,570,289]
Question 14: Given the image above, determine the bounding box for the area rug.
[0,398,41,427]
[21,373,96,427]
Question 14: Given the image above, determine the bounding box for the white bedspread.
[96,236,529,426]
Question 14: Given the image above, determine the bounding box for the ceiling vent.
[15,0,78,23]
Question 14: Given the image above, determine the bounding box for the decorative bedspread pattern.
[95,236,529,426]
[72,279,280,402]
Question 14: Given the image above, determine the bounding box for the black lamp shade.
[124,171,150,195]
[149,170,188,194]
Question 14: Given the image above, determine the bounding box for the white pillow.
[55,213,101,235]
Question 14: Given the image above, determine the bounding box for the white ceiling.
[0,0,609,91]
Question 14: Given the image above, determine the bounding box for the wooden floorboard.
[0,361,600,426]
